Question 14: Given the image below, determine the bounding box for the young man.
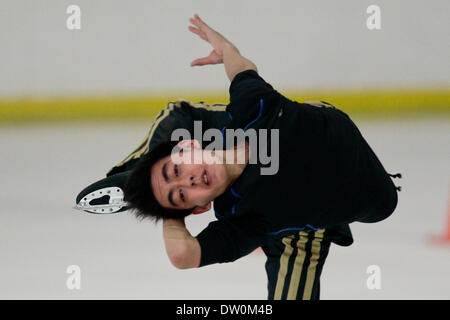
[76,14,400,299]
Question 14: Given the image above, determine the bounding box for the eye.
[179,189,185,202]
[174,164,179,177]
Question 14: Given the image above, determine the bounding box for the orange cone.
[429,194,450,245]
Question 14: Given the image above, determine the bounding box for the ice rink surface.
[0,117,449,299]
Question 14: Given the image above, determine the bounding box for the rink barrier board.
[0,89,448,124]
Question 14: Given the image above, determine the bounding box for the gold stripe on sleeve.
[273,235,295,300]
[132,102,177,159]
[302,229,325,300]
[108,104,173,171]
[108,100,227,173]
[132,100,227,159]
[286,231,309,300]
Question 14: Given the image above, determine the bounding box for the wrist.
[222,41,239,55]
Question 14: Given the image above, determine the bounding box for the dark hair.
[123,140,194,222]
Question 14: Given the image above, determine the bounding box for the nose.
[189,175,199,186]
[177,175,197,188]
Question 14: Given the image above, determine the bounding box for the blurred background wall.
[0,0,449,122]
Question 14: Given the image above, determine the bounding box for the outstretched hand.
[188,14,232,67]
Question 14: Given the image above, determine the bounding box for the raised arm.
[188,14,257,82]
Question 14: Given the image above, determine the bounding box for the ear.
[192,202,211,215]
[177,139,201,150]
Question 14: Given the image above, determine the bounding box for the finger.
[194,14,208,27]
[189,17,201,28]
[188,26,207,41]
[193,14,211,31]
[188,26,200,35]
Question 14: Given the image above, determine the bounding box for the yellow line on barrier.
[0,89,448,123]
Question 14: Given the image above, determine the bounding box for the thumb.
[190,56,211,67]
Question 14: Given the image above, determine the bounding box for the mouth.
[202,169,210,186]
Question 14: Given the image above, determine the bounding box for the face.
[150,141,228,213]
